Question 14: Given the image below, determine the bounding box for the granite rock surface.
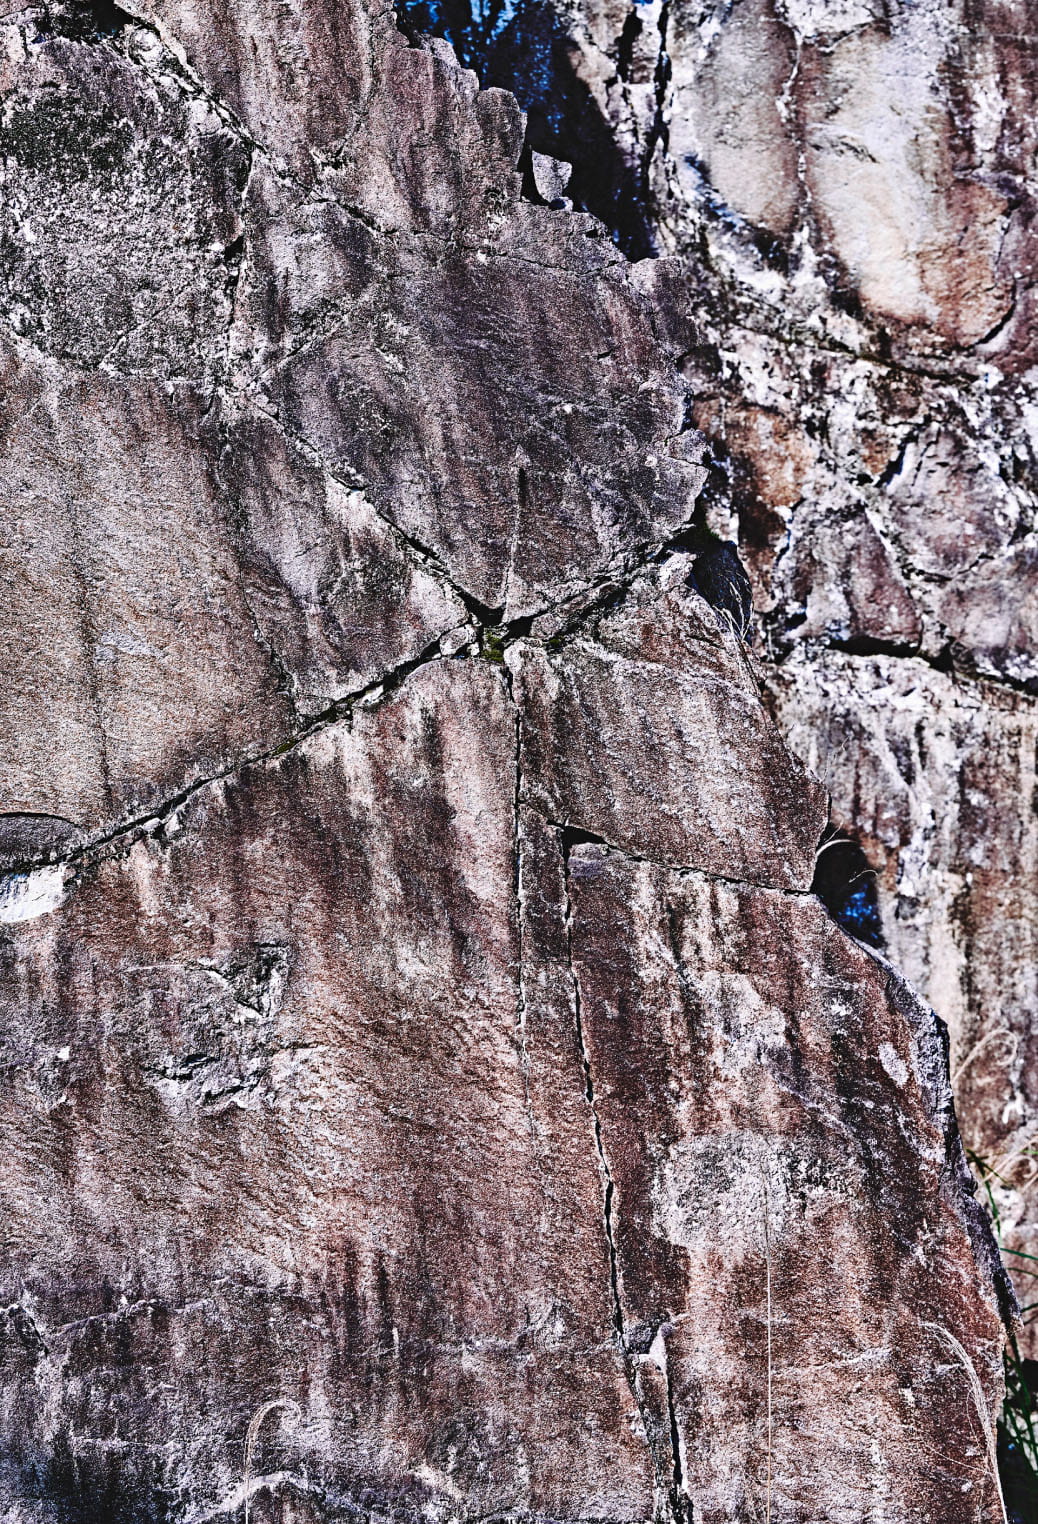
[423,0,1038,1353]
[0,0,1020,1519]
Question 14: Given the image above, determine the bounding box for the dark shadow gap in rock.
[394,0,658,258]
[811,827,884,949]
[685,537,753,641]
[33,0,133,42]
[998,1351,1038,1524]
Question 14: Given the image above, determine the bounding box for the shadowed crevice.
[33,0,133,42]
[395,0,658,258]
[811,828,884,949]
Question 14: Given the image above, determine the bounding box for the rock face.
[416,0,1038,1350]
[648,0,1038,1339]
[0,0,1020,1521]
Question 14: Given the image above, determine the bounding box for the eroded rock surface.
[0,0,1018,1519]
[416,0,1038,1352]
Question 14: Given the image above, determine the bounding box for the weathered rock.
[238,172,705,616]
[0,24,247,379]
[0,0,1020,1517]
[0,347,291,836]
[457,0,1038,1341]
[510,557,827,888]
[2,662,653,1520]
[0,650,1008,1520]
[769,650,1038,1305]
[565,844,1005,1522]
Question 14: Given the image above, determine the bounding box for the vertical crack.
[560,833,626,1345]
[219,144,255,368]
[763,1175,773,1524]
[663,1337,685,1497]
[653,1321,692,1523]
[503,661,535,1136]
[646,0,671,193]
[560,832,685,1524]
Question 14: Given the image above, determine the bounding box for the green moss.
[479,629,507,663]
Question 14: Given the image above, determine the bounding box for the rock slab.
[0,0,1013,1520]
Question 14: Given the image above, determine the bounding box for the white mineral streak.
[0,865,65,924]
[879,1042,909,1089]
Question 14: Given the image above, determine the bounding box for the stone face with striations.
[0,0,1017,1520]
[466,0,1038,1348]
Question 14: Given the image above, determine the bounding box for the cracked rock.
[0,0,1021,1515]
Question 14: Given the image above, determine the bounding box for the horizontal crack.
[6,640,452,882]
[770,639,1038,704]
[544,816,818,900]
[547,818,898,957]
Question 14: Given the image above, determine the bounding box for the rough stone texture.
[769,653,1038,1294]
[459,0,1038,1347]
[510,558,827,888]
[565,847,1001,1522]
[0,648,1006,1521]
[0,0,1019,1520]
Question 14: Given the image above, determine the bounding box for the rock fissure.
[236,388,716,647]
[560,826,690,1524]
[558,829,649,1479]
[238,396,508,628]
[559,831,625,1349]
[107,12,282,178]
[62,482,115,813]
[645,0,671,232]
[0,509,781,879]
[543,816,818,903]
[773,635,1038,701]
[663,1342,685,1508]
[1,640,450,879]
[502,656,536,1137]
